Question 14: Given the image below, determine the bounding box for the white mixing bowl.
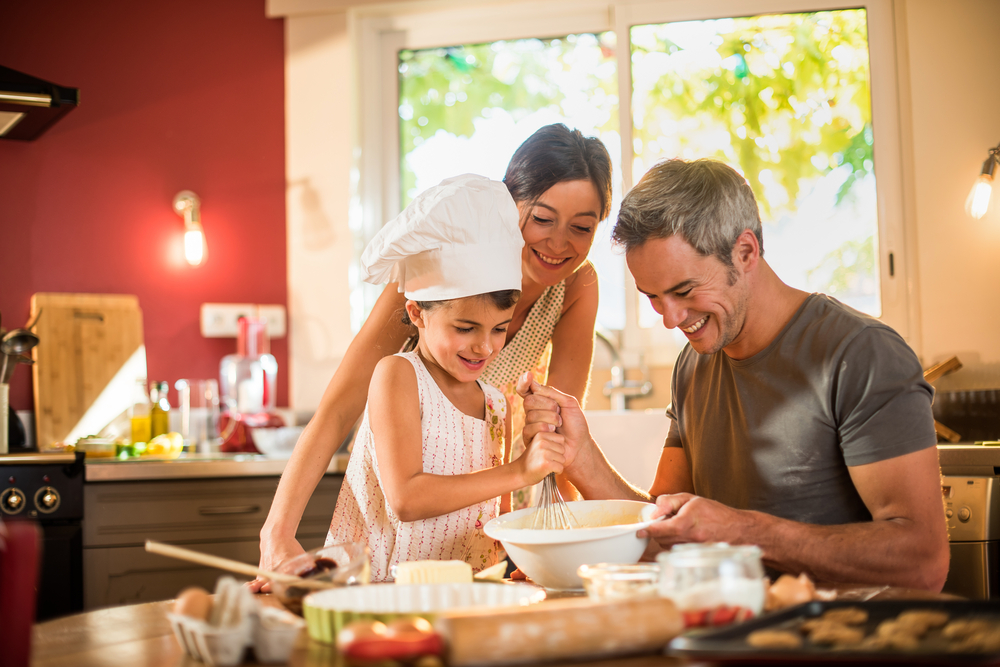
[484,499,657,590]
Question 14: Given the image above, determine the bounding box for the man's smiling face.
[627,234,750,356]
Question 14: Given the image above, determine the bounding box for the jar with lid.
[657,542,766,626]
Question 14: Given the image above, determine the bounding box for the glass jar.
[577,563,661,601]
[657,543,766,623]
[219,317,277,427]
[176,379,220,453]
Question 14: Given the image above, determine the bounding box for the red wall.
[0,1,288,418]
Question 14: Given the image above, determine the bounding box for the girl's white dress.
[326,351,507,582]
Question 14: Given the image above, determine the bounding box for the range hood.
[0,65,79,141]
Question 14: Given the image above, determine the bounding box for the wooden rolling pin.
[437,596,683,666]
[923,356,962,384]
[923,357,963,443]
[144,540,332,589]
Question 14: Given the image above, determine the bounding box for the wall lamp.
[173,190,207,266]
[967,143,1000,219]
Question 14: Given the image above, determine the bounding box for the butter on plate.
[394,560,473,584]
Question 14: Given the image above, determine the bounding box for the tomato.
[385,617,434,638]
[683,605,755,628]
[337,620,388,649]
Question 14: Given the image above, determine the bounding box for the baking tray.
[668,600,1000,665]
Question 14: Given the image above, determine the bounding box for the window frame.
[356,0,915,366]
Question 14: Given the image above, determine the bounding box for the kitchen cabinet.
[82,474,340,610]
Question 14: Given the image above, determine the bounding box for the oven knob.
[1,488,26,515]
[958,507,971,522]
[34,486,61,514]
[946,508,954,519]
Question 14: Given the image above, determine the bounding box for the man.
[521,159,949,590]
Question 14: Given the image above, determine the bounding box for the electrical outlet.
[201,303,257,337]
[257,304,287,338]
[200,303,288,338]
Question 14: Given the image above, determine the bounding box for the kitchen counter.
[31,586,958,667]
[84,452,351,482]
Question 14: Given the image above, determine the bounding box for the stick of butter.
[394,560,473,584]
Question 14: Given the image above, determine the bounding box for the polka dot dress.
[326,351,507,582]
[480,280,566,510]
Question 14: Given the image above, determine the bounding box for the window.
[397,34,626,329]
[357,0,911,363]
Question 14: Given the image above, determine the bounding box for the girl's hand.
[518,377,591,474]
[248,535,306,593]
[518,431,566,486]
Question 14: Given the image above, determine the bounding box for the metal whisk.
[531,473,578,530]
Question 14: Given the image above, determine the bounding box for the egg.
[173,587,213,620]
[764,573,816,611]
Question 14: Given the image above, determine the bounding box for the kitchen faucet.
[594,327,653,411]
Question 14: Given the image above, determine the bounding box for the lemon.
[147,432,184,458]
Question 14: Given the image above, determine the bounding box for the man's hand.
[516,372,592,475]
[641,493,753,549]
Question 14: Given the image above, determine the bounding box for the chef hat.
[361,174,524,301]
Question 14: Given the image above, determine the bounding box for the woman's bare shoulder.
[562,261,600,310]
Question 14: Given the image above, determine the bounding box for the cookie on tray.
[897,609,949,633]
[877,619,926,639]
[808,623,866,647]
[746,629,804,649]
[820,607,868,625]
[950,627,1000,653]
[943,618,994,641]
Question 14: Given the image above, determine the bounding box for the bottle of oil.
[130,378,151,444]
[150,381,171,438]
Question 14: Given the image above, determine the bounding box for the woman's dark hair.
[503,124,613,221]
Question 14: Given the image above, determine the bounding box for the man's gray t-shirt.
[664,293,936,526]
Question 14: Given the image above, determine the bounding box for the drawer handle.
[198,505,261,516]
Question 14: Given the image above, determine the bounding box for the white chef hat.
[361,173,524,301]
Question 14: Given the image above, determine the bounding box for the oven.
[0,452,84,621]
[939,444,1000,600]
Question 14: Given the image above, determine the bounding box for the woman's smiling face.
[518,179,602,287]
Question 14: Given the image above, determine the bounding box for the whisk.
[531,473,578,530]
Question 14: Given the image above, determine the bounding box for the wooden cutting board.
[31,293,145,448]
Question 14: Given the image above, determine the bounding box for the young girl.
[326,174,568,581]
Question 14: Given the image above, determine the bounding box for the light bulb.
[967,175,993,220]
[184,226,206,265]
[174,190,207,266]
[967,151,998,220]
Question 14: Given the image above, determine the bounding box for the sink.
[584,410,671,492]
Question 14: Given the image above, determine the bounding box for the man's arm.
[645,446,949,591]
[519,376,672,502]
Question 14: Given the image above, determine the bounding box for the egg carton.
[169,577,306,666]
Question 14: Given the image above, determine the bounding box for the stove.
[0,452,84,620]
[938,444,1000,599]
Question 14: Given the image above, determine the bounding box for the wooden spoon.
[144,540,337,590]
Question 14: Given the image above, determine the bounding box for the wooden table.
[30,587,958,667]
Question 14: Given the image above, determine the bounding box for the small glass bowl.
[577,563,661,601]
[270,542,370,615]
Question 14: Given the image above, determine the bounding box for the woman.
[252,123,613,590]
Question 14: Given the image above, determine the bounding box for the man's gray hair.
[612,159,763,267]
